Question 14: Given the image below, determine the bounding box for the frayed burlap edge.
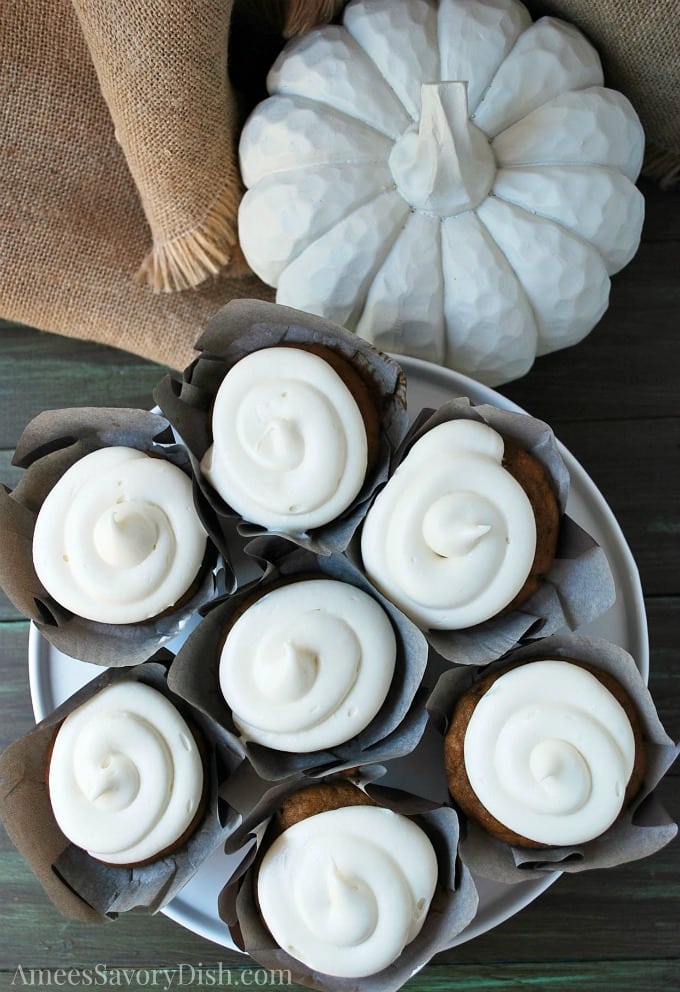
[135,172,242,294]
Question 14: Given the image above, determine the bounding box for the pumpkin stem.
[389,81,496,216]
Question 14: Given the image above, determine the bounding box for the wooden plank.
[0,959,676,992]
[0,454,23,622]
[0,324,166,449]
[547,419,679,596]
[414,961,679,991]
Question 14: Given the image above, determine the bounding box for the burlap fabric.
[0,0,677,369]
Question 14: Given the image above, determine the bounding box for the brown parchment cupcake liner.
[0,654,246,921]
[218,778,479,992]
[153,298,409,560]
[352,397,616,666]
[427,633,679,883]
[167,545,429,786]
[0,407,225,666]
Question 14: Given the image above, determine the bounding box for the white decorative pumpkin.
[238,0,645,386]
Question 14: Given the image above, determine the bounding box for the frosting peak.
[254,417,305,470]
[93,504,162,568]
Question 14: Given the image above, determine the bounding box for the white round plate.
[28,356,648,950]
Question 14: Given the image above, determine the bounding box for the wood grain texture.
[0,176,677,991]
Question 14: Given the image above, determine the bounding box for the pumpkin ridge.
[472,17,603,138]
[346,200,414,331]
[491,163,644,275]
[441,209,537,383]
[276,190,410,330]
[270,30,407,140]
[470,200,541,348]
[355,211,446,364]
[344,1,438,125]
[296,189,406,277]
[464,5,528,119]
[485,188,603,255]
[266,91,402,146]
[476,196,610,353]
[342,31,413,136]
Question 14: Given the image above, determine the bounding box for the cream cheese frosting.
[257,805,438,978]
[219,579,396,752]
[32,446,207,624]
[200,347,368,532]
[464,660,637,846]
[48,682,204,865]
[360,419,536,629]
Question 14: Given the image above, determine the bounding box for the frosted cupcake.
[0,658,243,921]
[221,780,478,991]
[428,634,679,882]
[0,407,220,665]
[33,445,207,626]
[47,681,206,866]
[154,299,409,557]
[444,658,646,848]
[168,549,429,782]
[359,398,615,663]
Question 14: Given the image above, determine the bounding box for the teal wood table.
[0,178,677,992]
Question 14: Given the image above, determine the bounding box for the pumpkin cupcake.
[359,397,615,664]
[168,548,429,782]
[221,780,478,991]
[0,407,220,666]
[154,298,409,558]
[428,634,679,883]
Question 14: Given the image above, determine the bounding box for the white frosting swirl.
[200,348,368,532]
[219,579,396,752]
[464,660,637,846]
[33,446,207,624]
[48,682,204,865]
[361,420,537,629]
[257,806,437,977]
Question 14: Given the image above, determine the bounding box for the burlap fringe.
[642,143,680,190]
[135,175,242,293]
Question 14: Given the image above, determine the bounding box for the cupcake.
[223,780,478,990]
[444,658,646,848]
[168,548,429,782]
[428,634,679,882]
[47,681,206,866]
[0,658,244,920]
[257,783,437,978]
[0,407,220,665]
[358,398,615,663]
[201,344,380,534]
[154,299,409,557]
